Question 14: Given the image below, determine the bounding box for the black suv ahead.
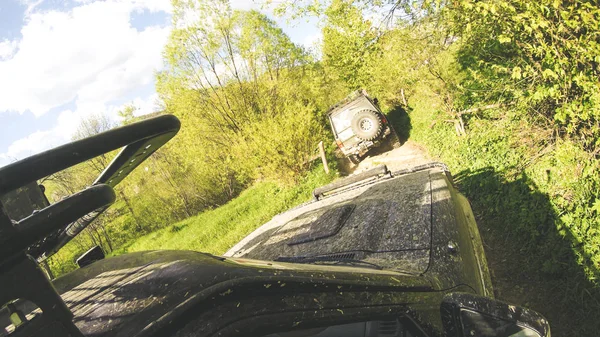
[328,90,399,164]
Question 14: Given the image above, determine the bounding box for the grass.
[392,81,600,337]
[112,165,335,256]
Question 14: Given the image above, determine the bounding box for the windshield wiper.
[275,256,383,270]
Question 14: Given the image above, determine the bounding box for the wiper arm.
[275,256,383,270]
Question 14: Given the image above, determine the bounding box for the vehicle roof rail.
[391,162,453,184]
[313,165,390,200]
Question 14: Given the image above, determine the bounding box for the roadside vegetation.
[45,1,599,334]
[113,166,332,256]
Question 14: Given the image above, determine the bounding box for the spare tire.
[351,109,383,141]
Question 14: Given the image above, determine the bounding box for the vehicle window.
[330,109,354,133]
[337,127,356,142]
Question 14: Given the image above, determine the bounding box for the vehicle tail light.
[336,139,344,149]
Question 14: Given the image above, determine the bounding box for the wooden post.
[400,89,407,106]
[318,141,330,174]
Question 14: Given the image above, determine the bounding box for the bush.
[448,0,600,148]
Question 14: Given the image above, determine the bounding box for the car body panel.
[48,250,443,337]
[426,170,493,297]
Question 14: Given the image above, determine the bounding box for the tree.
[118,104,137,125]
[44,113,119,261]
[158,0,330,183]
[446,0,600,148]
[321,0,381,90]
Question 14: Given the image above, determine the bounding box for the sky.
[0,0,321,167]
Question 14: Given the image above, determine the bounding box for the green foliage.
[114,165,334,255]
[159,1,337,183]
[318,0,456,112]
[447,0,600,148]
[321,0,380,89]
[233,93,324,181]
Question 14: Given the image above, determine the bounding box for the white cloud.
[131,0,173,13]
[74,0,173,13]
[230,0,261,11]
[0,90,161,164]
[302,32,321,48]
[0,108,94,161]
[19,0,45,16]
[130,93,161,116]
[0,0,172,165]
[0,40,18,59]
[0,0,171,116]
[3,129,55,159]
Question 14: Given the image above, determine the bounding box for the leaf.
[511,66,522,79]
[498,35,512,44]
[592,199,600,215]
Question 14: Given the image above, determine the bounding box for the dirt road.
[338,140,433,175]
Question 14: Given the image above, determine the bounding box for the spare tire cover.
[351,109,383,141]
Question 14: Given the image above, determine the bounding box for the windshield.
[330,108,354,134]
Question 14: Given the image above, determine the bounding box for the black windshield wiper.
[275,256,383,270]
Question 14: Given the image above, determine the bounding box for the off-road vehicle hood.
[227,169,433,274]
[45,250,432,337]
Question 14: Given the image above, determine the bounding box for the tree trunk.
[119,190,143,231]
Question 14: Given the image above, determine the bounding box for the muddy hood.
[233,170,433,274]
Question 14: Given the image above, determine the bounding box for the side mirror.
[441,293,550,337]
[76,245,105,268]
